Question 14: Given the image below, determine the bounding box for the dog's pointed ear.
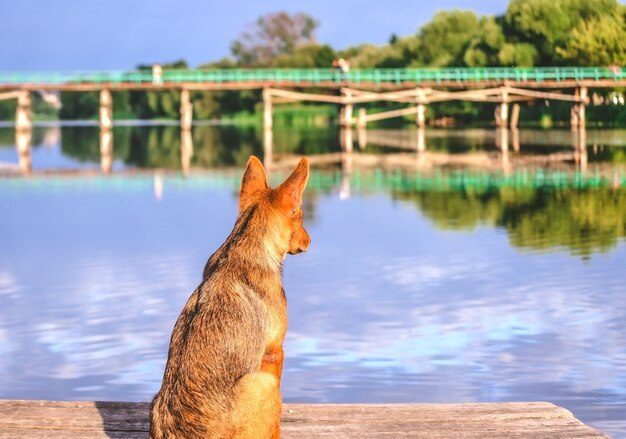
[275,157,309,211]
[239,156,269,212]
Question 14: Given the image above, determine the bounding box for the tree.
[463,16,506,67]
[557,9,626,65]
[505,0,621,64]
[497,42,539,67]
[273,44,336,67]
[416,10,480,67]
[231,12,319,66]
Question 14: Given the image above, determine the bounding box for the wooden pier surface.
[0,399,610,438]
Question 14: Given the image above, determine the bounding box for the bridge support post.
[263,127,273,170]
[15,129,32,175]
[180,89,193,131]
[570,105,580,130]
[571,87,588,130]
[578,87,587,130]
[357,108,367,129]
[340,127,353,153]
[573,128,588,172]
[416,104,426,128]
[181,129,194,176]
[415,88,427,128]
[263,88,273,130]
[99,89,113,131]
[15,91,32,132]
[495,89,509,128]
[100,130,113,175]
[417,126,426,153]
[341,89,353,127]
[510,103,520,129]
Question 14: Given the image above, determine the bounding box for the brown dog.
[150,156,310,438]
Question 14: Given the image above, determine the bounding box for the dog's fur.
[149,156,310,439]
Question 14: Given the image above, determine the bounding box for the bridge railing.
[0,67,624,86]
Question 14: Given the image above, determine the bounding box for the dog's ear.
[275,157,309,212]
[239,156,269,212]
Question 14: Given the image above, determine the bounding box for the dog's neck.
[203,204,287,282]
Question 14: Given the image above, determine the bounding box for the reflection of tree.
[60,127,101,162]
[59,125,342,169]
[396,187,626,257]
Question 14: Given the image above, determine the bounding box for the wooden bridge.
[1,67,625,132]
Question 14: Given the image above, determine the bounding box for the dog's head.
[239,156,310,256]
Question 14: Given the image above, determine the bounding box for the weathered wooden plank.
[0,400,610,438]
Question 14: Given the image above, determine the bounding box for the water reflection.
[1,125,626,437]
[99,130,113,175]
[3,124,626,175]
[15,130,31,175]
[0,179,624,437]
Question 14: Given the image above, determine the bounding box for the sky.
[0,0,507,71]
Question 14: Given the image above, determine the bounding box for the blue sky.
[0,0,507,71]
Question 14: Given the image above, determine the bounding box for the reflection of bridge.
[1,67,625,131]
[2,167,623,200]
[4,125,614,177]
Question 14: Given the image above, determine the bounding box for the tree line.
[3,0,626,124]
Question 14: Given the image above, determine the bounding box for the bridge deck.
[0,400,610,438]
[1,67,626,91]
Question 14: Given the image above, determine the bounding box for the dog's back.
[150,156,310,439]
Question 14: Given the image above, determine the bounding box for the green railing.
[1,67,625,86]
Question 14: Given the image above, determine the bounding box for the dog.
[150,156,310,438]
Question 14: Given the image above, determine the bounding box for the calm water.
[1,124,626,437]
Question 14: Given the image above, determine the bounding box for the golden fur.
[149,156,310,438]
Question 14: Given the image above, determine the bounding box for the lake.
[1,124,625,438]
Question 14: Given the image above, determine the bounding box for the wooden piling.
[263,127,273,169]
[180,89,193,131]
[510,103,520,129]
[416,104,426,128]
[415,88,427,128]
[512,128,520,153]
[263,88,273,130]
[99,89,112,131]
[341,89,353,127]
[99,130,113,175]
[417,126,426,153]
[570,105,580,130]
[578,87,588,130]
[15,91,32,132]
[495,88,509,128]
[15,130,31,175]
[181,129,193,176]
[357,126,367,149]
[357,108,367,129]
[340,128,353,153]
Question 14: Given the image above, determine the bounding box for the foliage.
[396,186,626,258]
[557,10,626,65]
[416,10,481,67]
[231,12,319,66]
[504,0,622,65]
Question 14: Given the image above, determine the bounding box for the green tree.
[231,12,319,66]
[505,0,621,64]
[557,9,626,65]
[273,44,336,67]
[463,16,506,66]
[59,91,99,120]
[497,42,539,67]
[416,10,480,67]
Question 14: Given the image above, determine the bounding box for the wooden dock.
[0,400,610,438]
